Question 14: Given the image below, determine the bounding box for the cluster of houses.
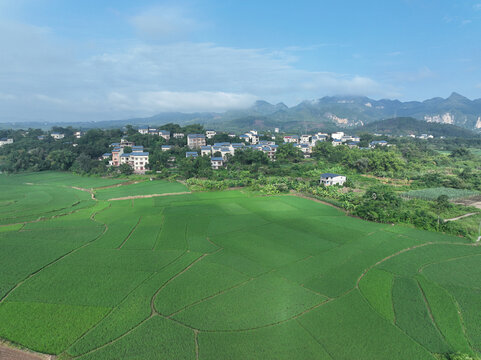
[182,140,279,169]
[137,126,171,140]
[38,131,83,141]
[281,131,363,157]
[101,139,149,174]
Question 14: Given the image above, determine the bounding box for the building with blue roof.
[211,157,224,169]
[187,134,206,149]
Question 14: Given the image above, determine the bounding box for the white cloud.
[389,66,436,83]
[109,91,258,113]
[0,20,394,122]
[129,5,199,40]
[474,3,481,10]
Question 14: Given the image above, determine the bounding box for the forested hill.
[355,117,479,138]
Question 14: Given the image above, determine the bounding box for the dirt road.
[0,344,53,360]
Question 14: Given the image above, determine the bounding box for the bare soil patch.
[360,174,412,186]
[454,195,481,210]
[0,343,54,360]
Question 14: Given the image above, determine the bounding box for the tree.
[119,163,134,175]
[436,194,451,210]
[276,143,303,163]
[71,154,94,174]
[354,185,402,223]
[47,150,76,170]
[450,148,472,159]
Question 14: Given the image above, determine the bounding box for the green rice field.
[1,172,480,359]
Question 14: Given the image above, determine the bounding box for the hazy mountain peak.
[447,92,469,102]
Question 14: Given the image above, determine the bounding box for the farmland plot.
[0,172,480,359]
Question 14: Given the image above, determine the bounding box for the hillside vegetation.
[357,117,478,138]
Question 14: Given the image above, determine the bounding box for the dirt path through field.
[444,213,477,222]
[70,186,95,200]
[0,344,54,360]
[108,192,191,201]
[93,180,142,190]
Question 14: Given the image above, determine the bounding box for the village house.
[331,132,344,140]
[128,152,149,174]
[332,139,343,146]
[74,131,84,139]
[369,140,388,148]
[187,134,206,149]
[205,130,217,139]
[311,134,327,146]
[250,143,278,160]
[283,135,299,144]
[239,134,250,143]
[120,151,149,174]
[51,133,65,140]
[159,130,171,141]
[186,151,199,158]
[131,146,144,153]
[341,135,360,143]
[295,143,312,158]
[300,135,311,144]
[173,133,185,139]
[201,145,212,157]
[320,173,346,186]
[0,138,13,147]
[138,126,149,135]
[161,145,172,152]
[111,139,135,148]
[211,157,224,169]
[111,147,123,166]
[239,130,259,145]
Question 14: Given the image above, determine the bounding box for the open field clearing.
[0,172,480,359]
[402,187,480,200]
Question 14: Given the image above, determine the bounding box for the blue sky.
[0,0,480,122]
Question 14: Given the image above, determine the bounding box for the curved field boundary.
[0,204,111,304]
[70,187,95,200]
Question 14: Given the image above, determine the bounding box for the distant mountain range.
[1,92,481,133]
[356,117,477,138]
[212,92,481,132]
